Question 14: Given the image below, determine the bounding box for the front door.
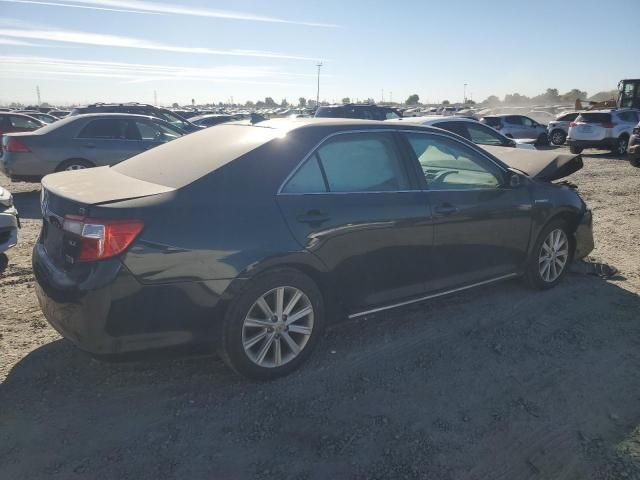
[401,132,532,292]
[277,131,434,312]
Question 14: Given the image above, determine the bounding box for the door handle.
[434,204,458,216]
[297,210,330,225]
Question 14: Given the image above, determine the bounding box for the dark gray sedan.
[0,113,184,180]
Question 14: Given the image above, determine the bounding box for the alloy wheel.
[538,229,569,282]
[242,286,314,368]
[551,131,565,145]
[65,164,87,171]
[617,137,628,155]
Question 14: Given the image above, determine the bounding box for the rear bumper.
[33,243,231,357]
[574,209,594,260]
[566,138,615,150]
[0,206,19,253]
[0,151,53,179]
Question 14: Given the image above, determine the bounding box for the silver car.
[0,113,184,180]
[0,185,18,256]
[480,115,549,145]
[546,111,580,146]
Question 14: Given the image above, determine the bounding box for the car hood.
[482,146,583,181]
[41,166,175,205]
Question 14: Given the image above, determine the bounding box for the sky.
[0,0,638,106]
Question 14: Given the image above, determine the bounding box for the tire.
[55,159,94,172]
[549,129,566,146]
[525,220,573,290]
[219,268,325,380]
[569,145,583,154]
[611,135,629,157]
[630,157,640,168]
[536,133,550,146]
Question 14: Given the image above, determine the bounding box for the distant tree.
[405,94,420,105]
[298,97,306,107]
[561,89,588,102]
[442,99,450,105]
[280,98,288,107]
[482,95,501,106]
[171,102,179,109]
[364,98,375,104]
[307,99,317,108]
[503,93,529,105]
[464,99,476,106]
[245,100,255,108]
[264,97,277,108]
[341,97,351,104]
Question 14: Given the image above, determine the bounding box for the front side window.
[521,117,535,127]
[134,120,182,141]
[283,132,409,193]
[406,133,502,190]
[465,123,507,146]
[159,111,189,129]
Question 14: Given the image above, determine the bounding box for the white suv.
[566,109,640,156]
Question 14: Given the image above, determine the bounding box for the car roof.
[386,116,477,125]
[69,112,160,120]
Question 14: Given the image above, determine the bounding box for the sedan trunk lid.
[482,145,583,181]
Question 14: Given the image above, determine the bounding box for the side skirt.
[348,273,520,319]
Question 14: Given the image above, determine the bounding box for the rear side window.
[482,117,501,127]
[283,132,410,193]
[10,115,41,129]
[617,111,639,123]
[504,116,523,125]
[315,107,344,118]
[558,112,579,122]
[576,113,611,124]
[78,119,127,139]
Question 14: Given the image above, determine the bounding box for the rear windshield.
[482,117,501,126]
[112,124,282,188]
[315,107,344,118]
[576,113,611,124]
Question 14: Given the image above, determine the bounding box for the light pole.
[316,62,323,106]
[463,83,467,104]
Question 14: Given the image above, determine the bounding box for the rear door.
[277,130,434,312]
[401,132,532,292]
[74,118,142,165]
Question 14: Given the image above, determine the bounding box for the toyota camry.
[33,119,593,379]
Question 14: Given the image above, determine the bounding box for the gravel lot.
[1,147,639,479]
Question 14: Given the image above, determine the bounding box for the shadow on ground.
[2,274,640,479]
[12,189,42,220]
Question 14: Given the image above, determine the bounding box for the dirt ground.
[1,147,639,479]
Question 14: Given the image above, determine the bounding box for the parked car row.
[567,109,640,156]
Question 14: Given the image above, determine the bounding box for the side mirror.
[509,172,525,188]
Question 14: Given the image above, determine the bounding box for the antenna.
[36,85,41,106]
[154,90,157,106]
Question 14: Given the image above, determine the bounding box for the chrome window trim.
[348,273,519,319]
[276,128,509,196]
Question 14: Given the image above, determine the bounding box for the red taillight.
[602,121,615,128]
[6,137,30,153]
[63,215,144,262]
[569,122,577,127]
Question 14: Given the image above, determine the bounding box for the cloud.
[0,0,339,27]
[0,55,314,86]
[0,36,54,46]
[0,26,319,60]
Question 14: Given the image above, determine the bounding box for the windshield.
[576,113,611,124]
